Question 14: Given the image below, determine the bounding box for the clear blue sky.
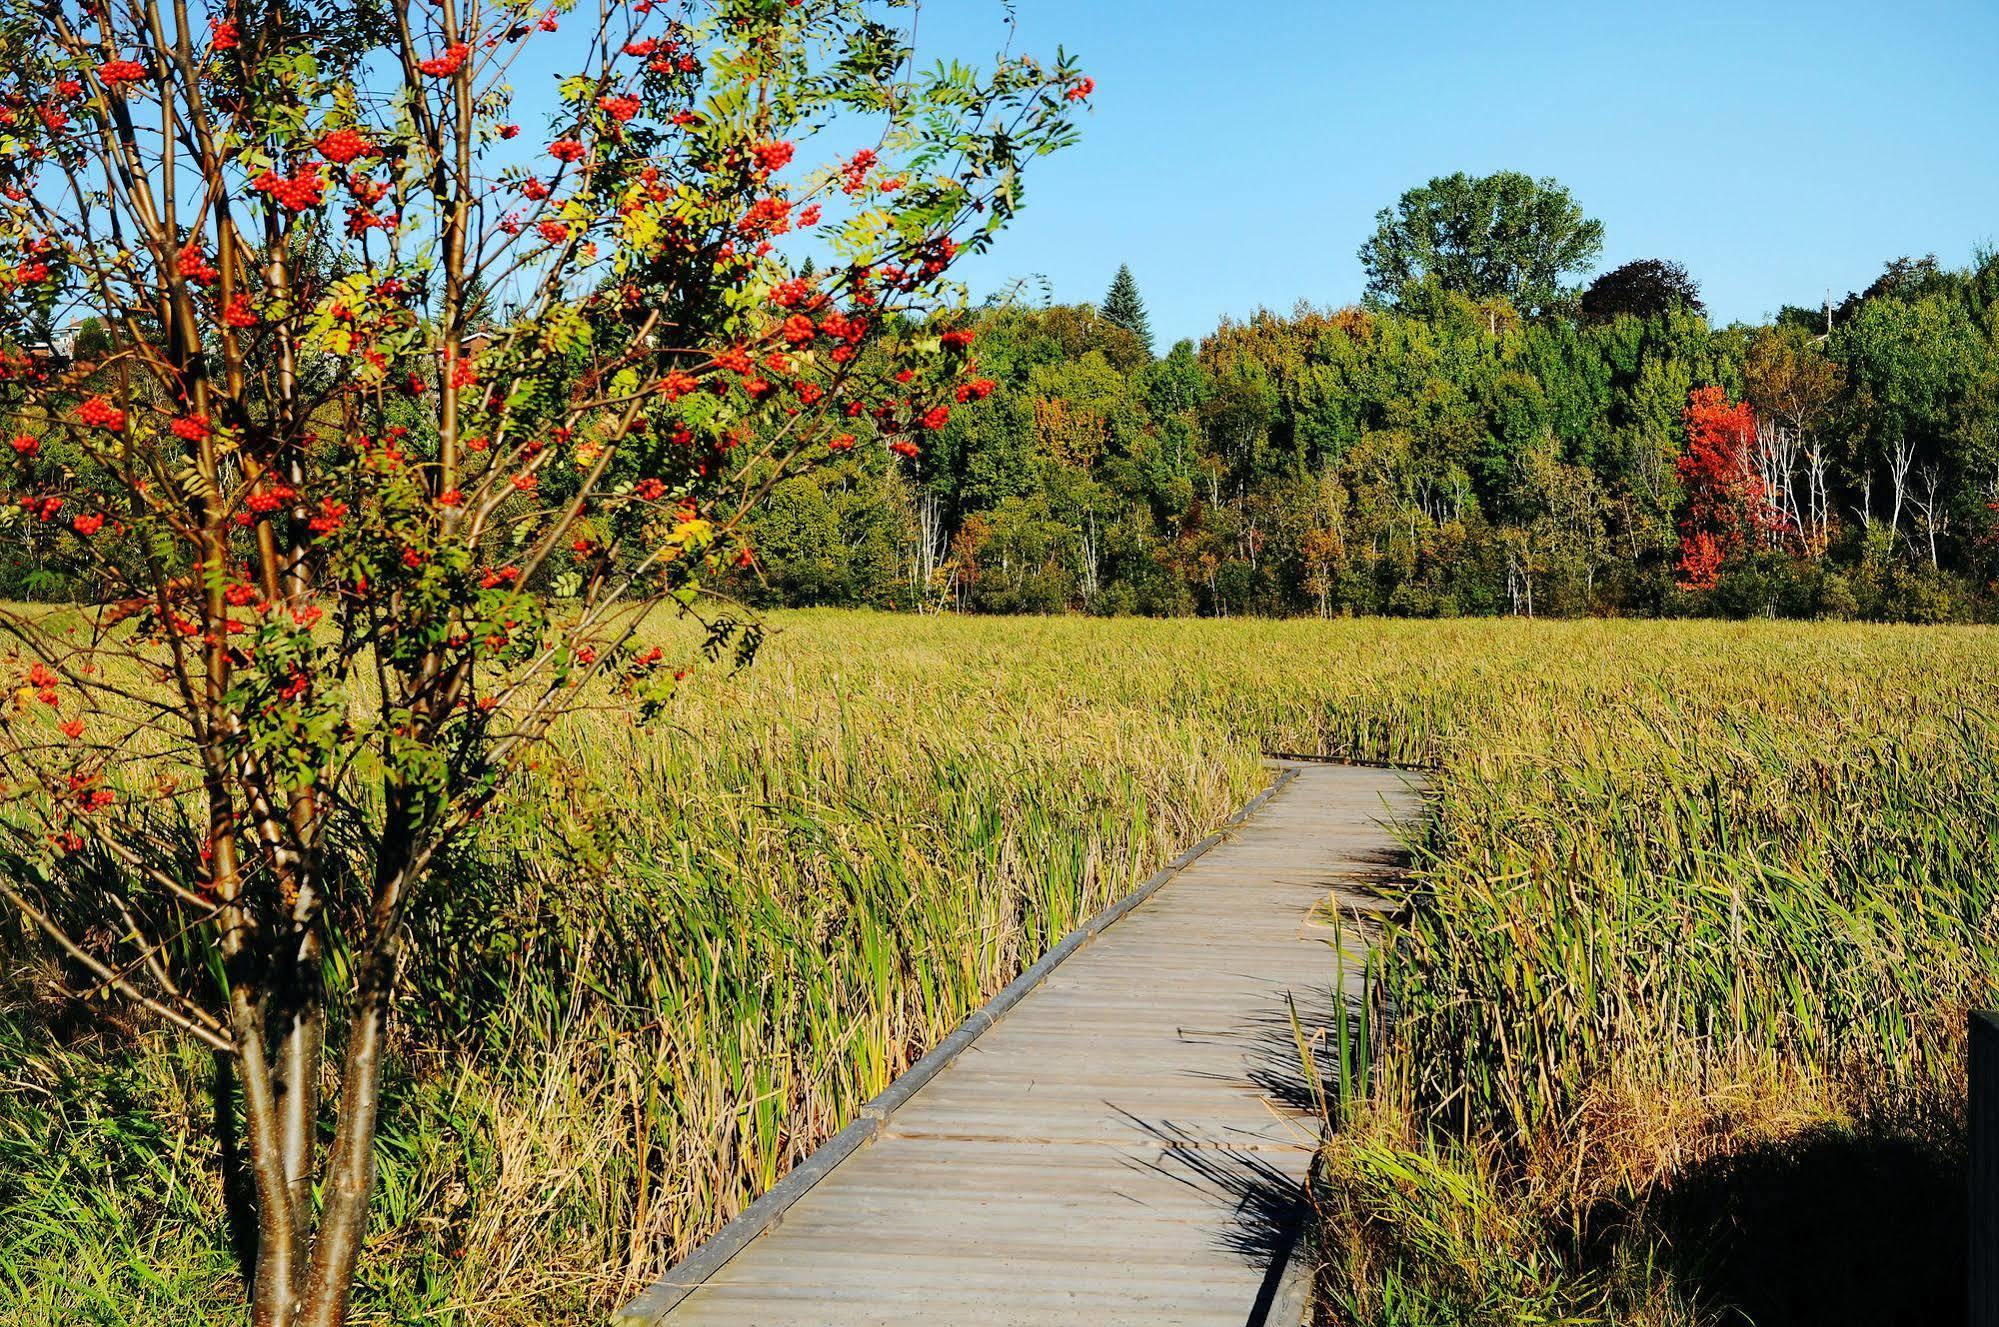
[922,0,1999,345]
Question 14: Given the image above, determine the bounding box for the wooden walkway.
[620,761,1424,1326]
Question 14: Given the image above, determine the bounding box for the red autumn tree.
[0,2,1087,1323]
[1674,385,1764,590]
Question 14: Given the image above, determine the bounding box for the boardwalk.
[620,761,1424,1326]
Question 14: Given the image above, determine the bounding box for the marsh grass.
[3,611,1994,1324]
[1317,624,1997,1326]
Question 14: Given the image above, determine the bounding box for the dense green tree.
[1358,171,1605,316]
[1579,259,1705,323]
[69,316,112,362]
[1833,290,1980,554]
[753,476,851,604]
[1836,255,1954,323]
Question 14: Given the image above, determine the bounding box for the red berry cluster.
[751,140,795,174]
[318,128,374,164]
[417,42,469,76]
[840,149,876,195]
[178,244,220,283]
[253,167,326,212]
[75,398,124,431]
[770,277,822,309]
[737,196,791,238]
[308,498,346,535]
[246,481,296,514]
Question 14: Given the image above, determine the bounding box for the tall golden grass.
[4,611,1993,1324]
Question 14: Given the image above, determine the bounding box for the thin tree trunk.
[1888,440,1914,550]
[298,792,417,1327]
[233,980,301,1327]
[215,1054,261,1280]
[297,953,396,1327]
[275,938,324,1246]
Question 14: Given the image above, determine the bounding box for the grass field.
[3,612,1994,1325]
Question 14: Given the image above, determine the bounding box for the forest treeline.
[734,220,1999,621]
[10,176,1997,622]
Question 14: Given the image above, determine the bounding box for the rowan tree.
[0,1,1088,1322]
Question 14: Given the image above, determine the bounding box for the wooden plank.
[617,762,1424,1327]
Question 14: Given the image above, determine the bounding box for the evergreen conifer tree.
[1101,263,1154,354]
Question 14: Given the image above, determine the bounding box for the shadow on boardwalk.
[1114,1109,1311,1319]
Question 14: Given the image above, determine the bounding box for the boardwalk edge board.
[613,763,1307,1325]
